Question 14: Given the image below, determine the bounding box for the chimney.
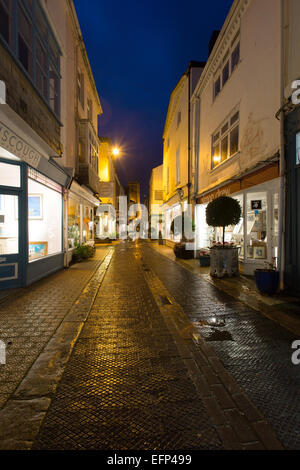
[208,30,220,57]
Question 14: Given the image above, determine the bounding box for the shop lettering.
[0,122,41,168]
[201,188,231,205]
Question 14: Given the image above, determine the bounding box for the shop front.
[66,181,99,264]
[195,164,280,275]
[0,110,70,289]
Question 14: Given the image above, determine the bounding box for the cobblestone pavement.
[33,242,282,450]
[0,247,109,411]
[141,243,300,450]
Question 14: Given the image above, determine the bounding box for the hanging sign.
[0,121,41,168]
[251,200,262,210]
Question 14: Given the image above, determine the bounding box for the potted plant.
[255,261,280,295]
[170,212,195,259]
[73,243,95,263]
[206,196,242,278]
[199,249,210,267]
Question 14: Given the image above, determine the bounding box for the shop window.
[28,171,62,262]
[296,132,300,166]
[0,0,11,45]
[82,205,93,243]
[212,110,239,168]
[68,198,80,249]
[246,192,267,260]
[0,194,19,255]
[0,162,21,187]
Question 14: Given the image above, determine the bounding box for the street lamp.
[112,147,120,157]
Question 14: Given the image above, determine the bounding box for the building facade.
[0,0,71,289]
[149,164,164,238]
[162,62,205,246]
[192,0,282,275]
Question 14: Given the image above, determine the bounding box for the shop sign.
[200,187,231,205]
[99,182,114,198]
[0,81,6,104]
[251,200,262,210]
[0,121,41,168]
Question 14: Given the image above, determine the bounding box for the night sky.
[73,0,231,200]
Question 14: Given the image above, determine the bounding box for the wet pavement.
[141,242,300,449]
[32,242,282,450]
[0,241,297,449]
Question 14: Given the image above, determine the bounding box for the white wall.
[193,0,281,196]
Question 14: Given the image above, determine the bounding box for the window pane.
[214,76,221,98]
[36,6,47,42]
[68,198,80,249]
[221,123,228,134]
[49,34,59,69]
[231,111,239,125]
[231,42,240,73]
[49,64,59,115]
[222,61,229,86]
[18,6,32,75]
[230,126,239,155]
[246,192,267,260]
[28,177,62,261]
[212,143,221,167]
[0,0,10,45]
[0,162,21,187]
[221,136,228,161]
[0,194,19,254]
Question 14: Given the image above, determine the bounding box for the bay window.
[212,109,240,168]
[0,0,61,119]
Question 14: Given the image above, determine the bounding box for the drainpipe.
[278,0,286,290]
[188,66,191,207]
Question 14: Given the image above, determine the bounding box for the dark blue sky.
[73,0,231,199]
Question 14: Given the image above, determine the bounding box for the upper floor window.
[154,190,163,201]
[77,72,84,109]
[176,148,180,184]
[0,0,12,46]
[0,0,61,118]
[177,111,181,128]
[87,97,93,122]
[211,109,240,169]
[213,31,240,101]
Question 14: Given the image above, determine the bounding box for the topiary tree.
[206,196,241,246]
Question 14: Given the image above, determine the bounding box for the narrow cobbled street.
[20,241,293,451]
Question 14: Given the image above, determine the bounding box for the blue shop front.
[0,105,70,290]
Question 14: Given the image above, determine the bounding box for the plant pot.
[254,270,279,295]
[210,247,239,278]
[174,243,194,259]
[199,255,210,267]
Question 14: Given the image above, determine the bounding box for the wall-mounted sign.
[99,182,114,198]
[0,81,6,104]
[251,200,262,210]
[0,121,41,168]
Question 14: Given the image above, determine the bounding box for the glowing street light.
[112,147,120,157]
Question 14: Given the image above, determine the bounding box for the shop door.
[0,192,22,289]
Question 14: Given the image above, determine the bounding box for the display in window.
[29,241,48,261]
[28,194,43,219]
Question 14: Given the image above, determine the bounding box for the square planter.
[210,247,239,278]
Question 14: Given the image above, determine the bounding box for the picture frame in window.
[247,245,254,258]
[28,194,43,219]
[253,246,266,259]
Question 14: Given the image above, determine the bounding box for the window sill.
[210,151,241,173]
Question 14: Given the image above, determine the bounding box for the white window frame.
[211,109,240,169]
